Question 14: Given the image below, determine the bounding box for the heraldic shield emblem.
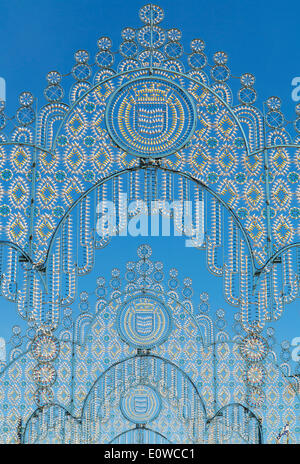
[134,307,155,337]
[120,385,162,424]
[105,77,196,158]
[133,395,149,414]
[117,296,172,349]
[135,99,167,136]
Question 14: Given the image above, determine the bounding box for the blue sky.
[0,0,299,366]
[1,0,300,118]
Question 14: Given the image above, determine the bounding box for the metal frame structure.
[0,3,299,444]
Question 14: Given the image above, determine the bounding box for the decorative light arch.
[0,3,299,444]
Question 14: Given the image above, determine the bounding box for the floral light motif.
[0,3,299,444]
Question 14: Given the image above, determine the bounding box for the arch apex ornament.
[0,3,300,445]
[117,295,172,349]
[105,76,197,158]
[120,385,162,424]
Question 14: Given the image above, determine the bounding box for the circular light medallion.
[105,77,196,158]
[121,385,161,424]
[31,334,60,362]
[117,296,172,349]
[240,334,268,362]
